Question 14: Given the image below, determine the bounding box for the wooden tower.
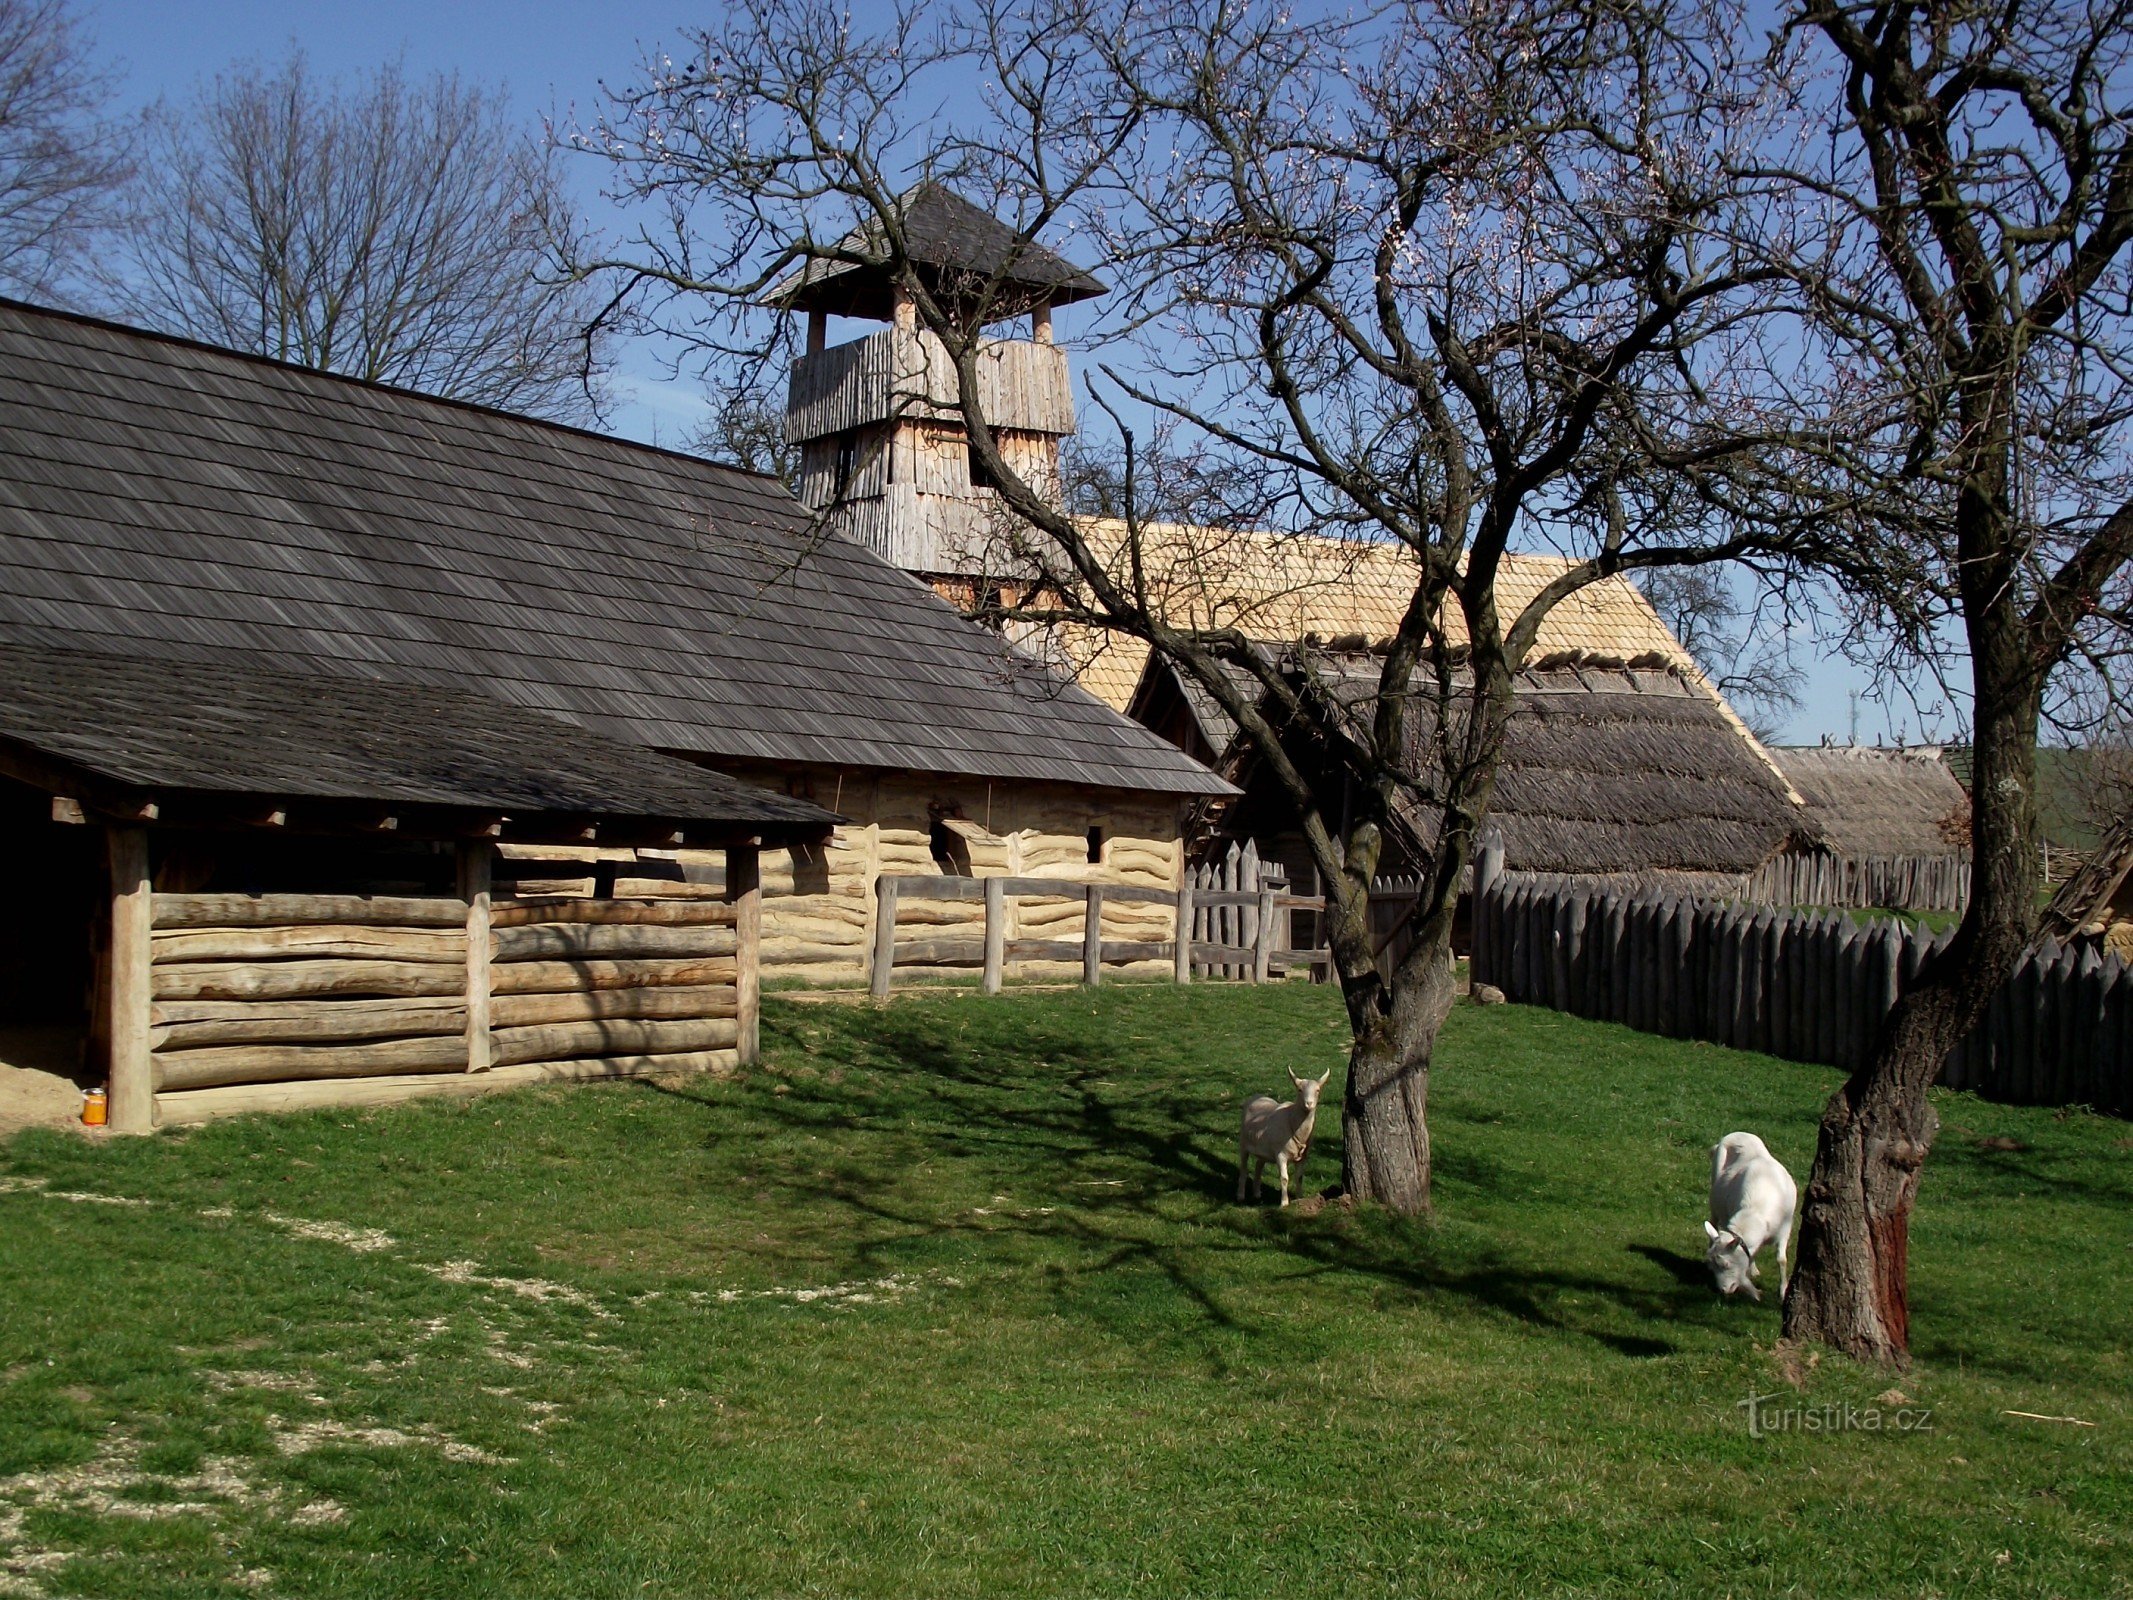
[773,184,1105,599]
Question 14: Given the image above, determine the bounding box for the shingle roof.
[0,300,1226,799]
[1771,746,1970,859]
[767,182,1108,319]
[0,643,835,834]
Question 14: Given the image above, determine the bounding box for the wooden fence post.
[1083,883,1104,987]
[1253,883,1277,983]
[730,843,761,1065]
[869,874,899,1002]
[106,825,154,1134]
[983,875,1007,995]
[1173,874,1195,986]
[1473,839,1504,987]
[457,841,493,1073]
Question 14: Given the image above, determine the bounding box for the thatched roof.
[1052,521,1705,711]
[1287,656,1812,880]
[1771,746,1971,860]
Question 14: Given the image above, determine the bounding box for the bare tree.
[1638,568,1805,741]
[691,392,802,491]
[1744,0,2133,1363]
[566,0,1856,1214]
[0,0,124,298]
[110,54,609,421]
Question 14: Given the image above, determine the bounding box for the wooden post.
[870,873,899,1002]
[1173,875,1194,986]
[806,308,828,354]
[982,876,1007,995]
[1253,884,1277,983]
[729,843,761,1064]
[106,826,154,1134]
[1473,838,1504,988]
[1083,883,1104,987]
[457,841,493,1073]
[1032,304,1054,344]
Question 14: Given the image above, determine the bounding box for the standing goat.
[1705,1131,1797,1302]
[1237,1069,1330,1206]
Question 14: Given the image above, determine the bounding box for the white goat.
[1705,1131,1797,1302]
[1237,1069,1330,1206]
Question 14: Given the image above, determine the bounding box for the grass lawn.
[1,986,2128,1598]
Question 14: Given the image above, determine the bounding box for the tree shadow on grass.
[619,998,1767,1364]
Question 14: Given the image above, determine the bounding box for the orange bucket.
[81,1087,107,1127]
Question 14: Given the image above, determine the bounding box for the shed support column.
[982,876,1006,995]
[806,308,828,355]
[458,842,493,1073]
[106,826,154,1133]
[1173,876,1194,986]
[730,844,762,1065]
[1032,304,1053,344]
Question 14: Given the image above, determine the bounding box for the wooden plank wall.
[1470,876,2132,1117]
[1744,850,1972,914]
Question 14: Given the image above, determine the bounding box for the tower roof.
[767,182,1107,322]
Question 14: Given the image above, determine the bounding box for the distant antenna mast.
[1848,691,1859,747]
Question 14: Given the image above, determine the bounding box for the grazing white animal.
[1705,1131,1797,1302]
[1237,1069,1330,1206]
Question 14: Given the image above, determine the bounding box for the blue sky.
[76,0,1948,745]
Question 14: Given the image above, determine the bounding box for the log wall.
[131,857,757,1127]
[1471,874,2131,1118]
[491,773,1185,985]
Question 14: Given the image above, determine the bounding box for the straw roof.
[1051,520,1701,711]
[1771,746,1971,860]
[1042,518,1804,809]
[1280,655,1813,880]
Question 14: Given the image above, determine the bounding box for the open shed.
[0,645,831,1131]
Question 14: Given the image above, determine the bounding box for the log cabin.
[0,297,1230,1110]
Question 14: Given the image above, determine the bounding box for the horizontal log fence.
[107,839,763,1131]
[1471,874,2133,1117]
[868,871,1331,999]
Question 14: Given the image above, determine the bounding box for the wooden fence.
[119,842,761,1128]
[1744,850,1971,914]
[1471,873,2132,1117]
[868,870,1329,998]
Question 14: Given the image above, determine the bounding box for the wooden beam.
[729,843,761,1067]
[50,796,85,825]
[1173,877,1194,987]
[488,955,738,996]
[870,874,900,1001]
[106,826,154,1133]
[152,893,466,929]
[459,842,492,1074]
[982,875,1006,995]
[1083,884,1104,988]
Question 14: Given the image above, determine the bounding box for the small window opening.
[1086,826,1104,865]
[833,431,858,500]
[967,437,997,491]
[930,817,973,877]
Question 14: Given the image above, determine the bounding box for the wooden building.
[0,299,1230,1035]
[773,182,1100,589]
[0,644,831,1130]
[1760,746,1972,910]
[1208,649,1816,921]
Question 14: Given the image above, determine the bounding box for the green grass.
[1,987,2127,1598]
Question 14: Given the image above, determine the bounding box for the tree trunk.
[1340,935,1456,1215]
[1784,511,2042,1362]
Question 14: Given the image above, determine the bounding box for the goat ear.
[1703,1220,1720,1241]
